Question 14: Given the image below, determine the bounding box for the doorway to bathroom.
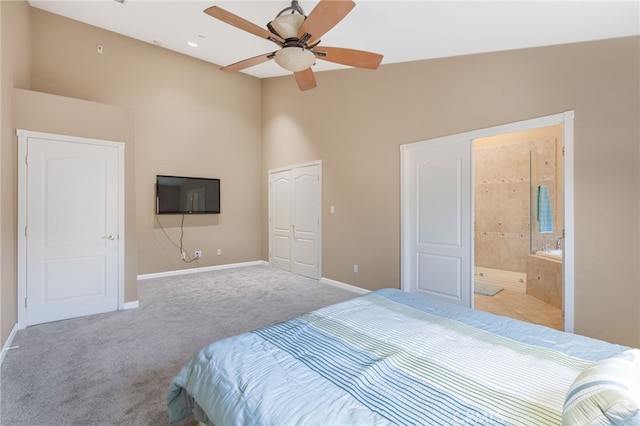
[473,125,565,330]
[400,111,574,332]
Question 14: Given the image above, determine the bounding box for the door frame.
[16,129,125,329]
[268,160,322,279]
[401,111,575,332]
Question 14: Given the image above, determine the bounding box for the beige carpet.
[0,265,359,426]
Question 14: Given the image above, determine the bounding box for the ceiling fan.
[204,0,384,91]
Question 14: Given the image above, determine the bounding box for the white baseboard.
[137,260,269,281]
[1,323,19,366]
[124,301,139,310]
[320,277,370,295]
[138,262,370,297]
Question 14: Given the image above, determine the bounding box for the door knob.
[102,235,116,240]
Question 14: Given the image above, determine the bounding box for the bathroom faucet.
[556,237,563,250]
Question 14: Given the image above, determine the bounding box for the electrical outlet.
[180,251,186,260]
[353,264,359,273]
[194,250,202,258]
[217,249,222,256]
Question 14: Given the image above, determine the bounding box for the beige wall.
[1,0,31,350]
[28,8,264,275]
[262,37,640,347]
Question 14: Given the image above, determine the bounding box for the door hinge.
[562,146,565,156]
[24,226,28,237]
[25,155,28,166]
[24,297,27,308]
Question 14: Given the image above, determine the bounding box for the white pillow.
[563,349,640,425]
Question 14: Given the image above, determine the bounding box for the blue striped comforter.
[167,289,628,425]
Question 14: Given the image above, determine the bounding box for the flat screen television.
[156,175,220,214]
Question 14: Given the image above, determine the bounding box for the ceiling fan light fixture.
[270,14,305,39]
[274,47,315,72]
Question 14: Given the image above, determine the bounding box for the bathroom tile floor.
[474,289,563,330]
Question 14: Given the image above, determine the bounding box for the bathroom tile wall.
[474,138,561,274]
[526,254,563,308]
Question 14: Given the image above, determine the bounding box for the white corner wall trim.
[0,324,19,366]
[320,277,371,295]
[137,260,269,281]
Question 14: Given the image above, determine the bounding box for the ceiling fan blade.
[204,6,283,44]
[294,68,317,91]
[315,46,383,69]
[220,53,274,72]
[297,0,355,45]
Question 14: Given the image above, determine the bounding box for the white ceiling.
[29,0,640,79]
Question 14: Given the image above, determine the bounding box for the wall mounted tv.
[156,175,220,214]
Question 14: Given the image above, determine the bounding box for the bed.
[167,289,640,425]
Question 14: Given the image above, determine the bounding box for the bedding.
[167,289,634,425]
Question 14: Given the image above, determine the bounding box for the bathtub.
[527,252,563,308]
[535,249,562,261]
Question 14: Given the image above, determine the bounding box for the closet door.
[291,165,320,278]
[269,170,293,271]
[269,162,321,279]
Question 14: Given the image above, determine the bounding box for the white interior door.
[269,162,321,279]
[270,170,293,271]
[19,131,122,326]
[291,165,320,279]
[401,138,473,307]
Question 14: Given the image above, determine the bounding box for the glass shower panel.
[529,139,558,254]
[529,149,537,254]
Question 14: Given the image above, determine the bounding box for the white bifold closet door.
[269,162,321,280]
